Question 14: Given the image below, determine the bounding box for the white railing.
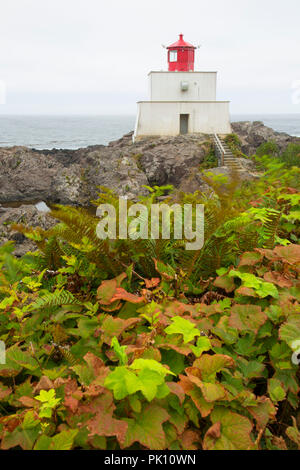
[213,134,225,166]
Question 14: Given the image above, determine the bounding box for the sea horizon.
[0,113,299,150]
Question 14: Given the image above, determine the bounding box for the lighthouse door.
[180,114,189,134]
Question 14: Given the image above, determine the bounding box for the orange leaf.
[110,287,145,304]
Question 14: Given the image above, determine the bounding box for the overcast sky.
[0,0,299,115]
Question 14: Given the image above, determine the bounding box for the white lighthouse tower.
[133,34,231,140]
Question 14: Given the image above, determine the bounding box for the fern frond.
[30,290,80,311]
[263,208,282,249]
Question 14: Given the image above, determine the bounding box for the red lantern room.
[167,34,196,72]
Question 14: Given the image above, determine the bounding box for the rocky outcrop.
[0,132,211,206]
[1,121,297,255]
[0,122,298,209]
[0,136,148,206]
[232,121,300,156]
[0,205,56,257]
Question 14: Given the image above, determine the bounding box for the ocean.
[0,114,299,150]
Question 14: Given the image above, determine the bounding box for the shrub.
[224,133,242,149]
[256,141,280,158]
[280,143,300,168]
[0,159,299,450]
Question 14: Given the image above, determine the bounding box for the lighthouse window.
[169,50,177,62]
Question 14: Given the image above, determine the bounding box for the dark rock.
[0,204,56,256]
[231,121,300,156]
[10,232,26,243]
[0,123,298,209]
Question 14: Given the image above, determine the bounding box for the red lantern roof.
[167,34,195,50]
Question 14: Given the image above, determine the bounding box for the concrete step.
[215,134,244,171]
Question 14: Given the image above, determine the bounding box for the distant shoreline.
[0,114,299,150]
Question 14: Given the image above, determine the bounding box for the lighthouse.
[133,34,231,140]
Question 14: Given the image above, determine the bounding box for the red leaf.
[33,376,54,394]
[229,304,267,334]
[205,422,221,440]
[239,251,263,267]
[110,287,145,304]
[167,382,185,404]
[178,375,213,418]
[274,244,300,266]
[214,275,236,293]
[85,394,128,445]
[154,259,175,281]
[97,273,127,305]
[264,271,293,288]
[100,316,141,345]
[145,278,160,288]
[179,429,201,450]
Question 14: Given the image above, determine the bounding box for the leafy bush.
[224,133,242,149]
[256,141,280,158]
[0,158,299,450]
[256,141,300,168]
[280,143,300,168]
[202,142,218,169]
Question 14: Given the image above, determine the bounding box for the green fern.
[30,290,80,311]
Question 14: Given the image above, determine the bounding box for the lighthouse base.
[134,101,231,140]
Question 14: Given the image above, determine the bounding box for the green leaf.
[34,434,52,450]
[165,317,200,344]
[1,426,40,450]
[193,354,235,383]
[0,345,38,377]
[129,358,175,377]
[160,349,185,375]
[286,417,300,449]
[137,369,166,401]
[51,429,79,450]
[268,378,286,403]
[229,270,278,299]
[111,336,128,365]
[191,336,212,357]
[128,395,142,413]
[22,411,40,430]
[203,407,253,450]
[34,430,78,450]
[121,404,169,450]
[279,316,300,348]
[35,389,61,418]
[78,318,98,339]
[104,366,141,400]
[154,259,175,281]
[236,358,265,379]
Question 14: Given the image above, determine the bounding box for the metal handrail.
[213,134,225,166]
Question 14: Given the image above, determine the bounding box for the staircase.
[213,134,244,171]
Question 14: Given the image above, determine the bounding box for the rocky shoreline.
[0,120,299,255]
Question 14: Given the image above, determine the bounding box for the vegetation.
[0,154,299,450]
[224,133,246,158]
[280,144,300,168]
[257,141,300,168]
[256,141,280,159]
[202,142,218,168]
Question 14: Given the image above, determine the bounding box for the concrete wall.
[134,101,231,138]
[149,72,217,101]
